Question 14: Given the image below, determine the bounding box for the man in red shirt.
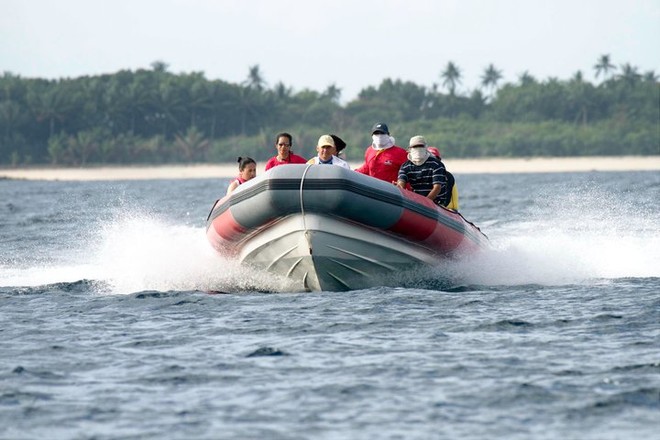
[354,122,408,183]
[264,132,307,171]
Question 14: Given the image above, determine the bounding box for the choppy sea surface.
[1,170,659,440]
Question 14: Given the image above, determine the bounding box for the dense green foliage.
[0,58,658,165]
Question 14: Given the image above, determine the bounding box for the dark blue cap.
[371,122,389,134]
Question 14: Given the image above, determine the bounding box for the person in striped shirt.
[396,135,450,206]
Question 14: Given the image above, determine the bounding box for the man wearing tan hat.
[396,135,451,207]
[307,135,351,169]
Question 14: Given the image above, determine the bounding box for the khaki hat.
[317,135,336,148]
[409,135,427,147]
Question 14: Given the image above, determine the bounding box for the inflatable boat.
[206,164,488,291]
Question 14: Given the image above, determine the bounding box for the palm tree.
[244,65,266,91]
[67,129,99,165]
[151,60,169,73]
[0,100,22,146]
[27,81,70,138]
[0,73,24,145]
[481,63,503,98]
[323,83,342,103]
[441,61,462,95]
[79,77,106,129]
[175,126,209,162]
[185,73,211,129]
[273,81,292,100]
[103,73,154,136]
[571,70,584,83]
[594,54,616,81]
[207,80,237,140]
[518,71,537,86]
[618,63,641,87]
[125,78,154,134]
[643,70,658,82]
[47,132,67,164]
[156,78,185,138]
[568,70,592,125]
[237,85,257,135]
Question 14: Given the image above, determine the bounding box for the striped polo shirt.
[397,156,448,205]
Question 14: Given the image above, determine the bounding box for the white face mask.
[372,134,392,150]
[408,147,429,165]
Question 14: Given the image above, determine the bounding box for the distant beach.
[1,156,659,181]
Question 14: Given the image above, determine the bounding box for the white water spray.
[91,211,298,294]
[1,181,657,292]
[451,184,660,285]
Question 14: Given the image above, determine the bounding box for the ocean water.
[1,170,659,440]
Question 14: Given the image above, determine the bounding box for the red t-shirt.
[354,145,408,183]
[264,153,308,171]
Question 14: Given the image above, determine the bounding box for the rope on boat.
[299,164,314,253]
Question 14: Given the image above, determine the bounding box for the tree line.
[0,55,657,166]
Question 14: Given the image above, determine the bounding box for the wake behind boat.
[206,164,489,291]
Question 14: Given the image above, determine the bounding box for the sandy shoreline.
[1,156,658,181]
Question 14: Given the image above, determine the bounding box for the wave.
[1,179,658,293]
[448,183,660,286]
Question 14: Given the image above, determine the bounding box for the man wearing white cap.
[396,135,450,206]
[307,135,351,169]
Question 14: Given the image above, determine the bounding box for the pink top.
[232,175,248,186]
[264,153,308,171]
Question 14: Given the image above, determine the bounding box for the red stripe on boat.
[389,190,467,254]
[211,209,247,241]
[388,191,438,240]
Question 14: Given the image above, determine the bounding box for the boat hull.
[206,164,488,291]
[235,214,445,291]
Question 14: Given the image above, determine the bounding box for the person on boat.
[307,135,351,169]
[396,135,452,207]
[264,132,308,171]
[427,146,441,159]
[354,122,408,183]
[426,145,459,210]
[226,156,257,195]
[330,134,347,160]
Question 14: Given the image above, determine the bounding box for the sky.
[2,0,659,103]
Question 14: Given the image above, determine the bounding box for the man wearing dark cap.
[355,122,408,184]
